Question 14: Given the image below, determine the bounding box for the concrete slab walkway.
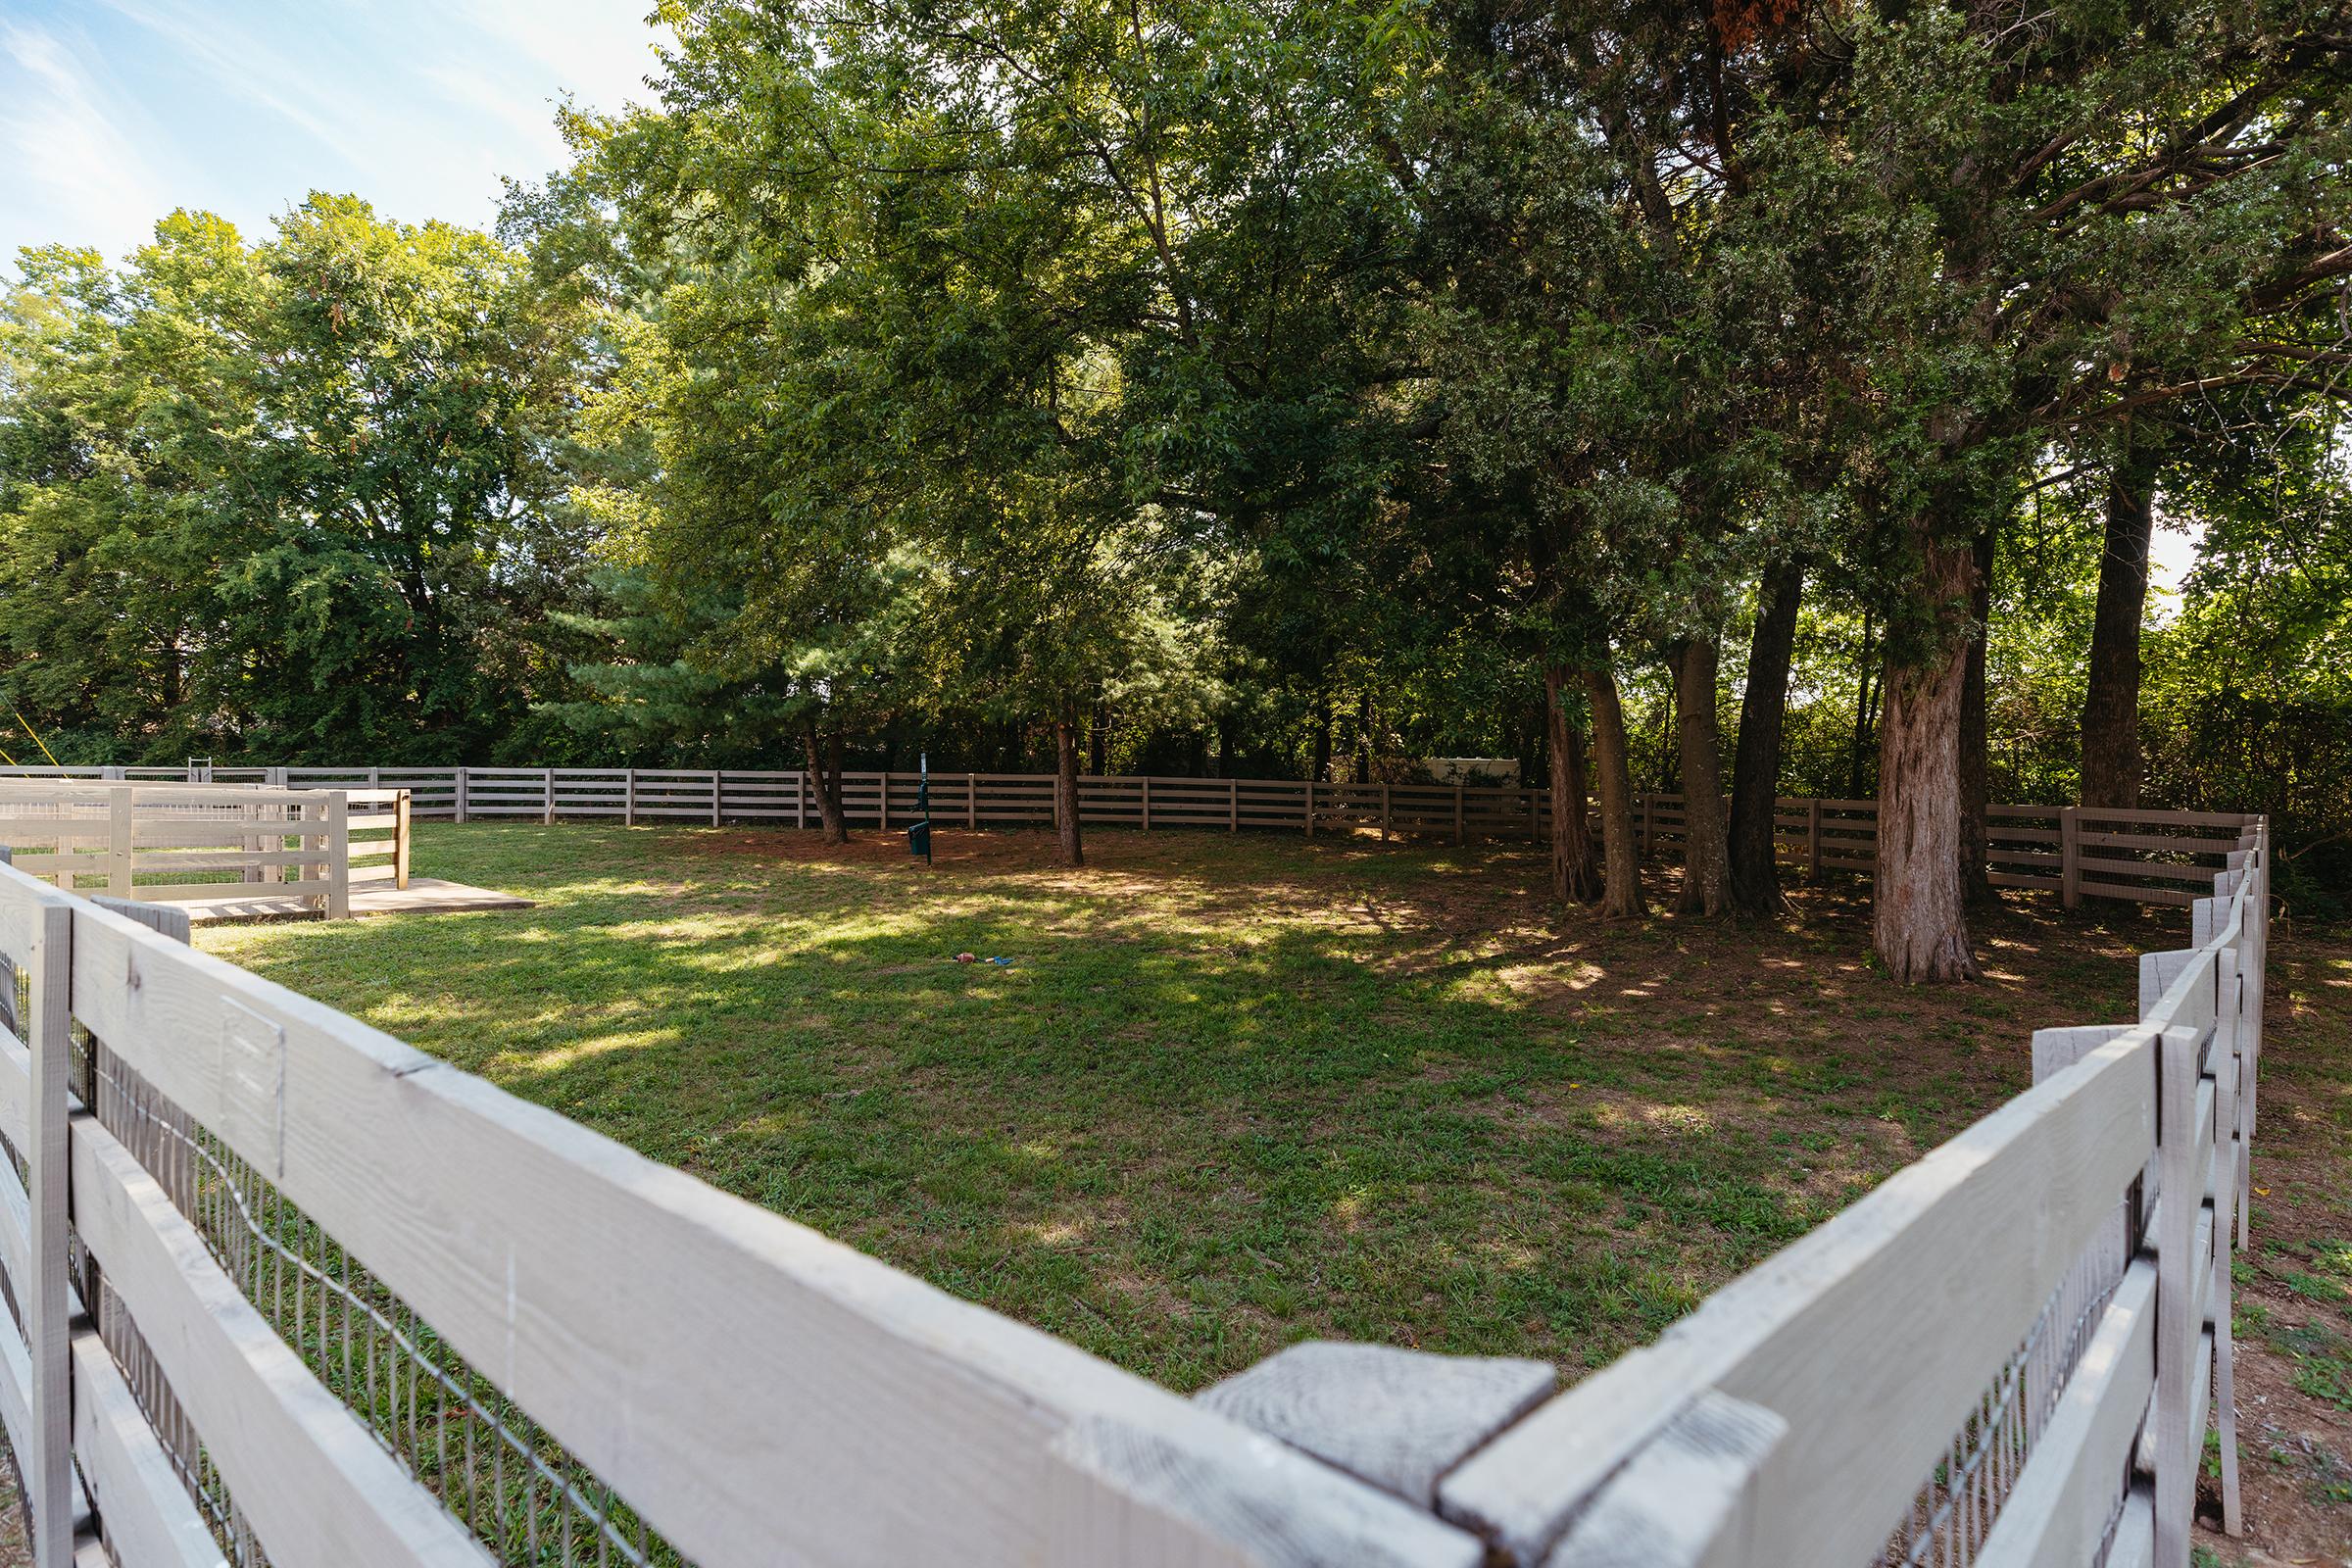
[179,876,534,926]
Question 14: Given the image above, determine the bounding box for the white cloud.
[0,20,174,263]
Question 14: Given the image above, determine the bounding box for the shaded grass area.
[201,821,2188,1393]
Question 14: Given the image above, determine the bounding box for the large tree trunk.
[1544,664,1603,904]
[1054,719,1085,867]
[1874,535,1983,982]
[1960,528,1997,906]
[1673,638,1732,915]
[1583,665,1646,919]
[803,722,849,844]
[1729,560,1803,915]
[2080,443,2158,808]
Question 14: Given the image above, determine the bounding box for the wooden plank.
[2075,857,2224,886]
[1194,1343,1552,1507]
[24,885,71,1568]
[66,901,1481,1568]
[1977,1259,2158,1568]
[2081,881,2198,907]
[2152,1027,2199,1568]
[70,1115,493,1567]
[70,1333,229,1568]
[1544,1390,1787,1568]
[1440,1030,2159,1568]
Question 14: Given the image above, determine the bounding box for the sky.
[0,0,669,265]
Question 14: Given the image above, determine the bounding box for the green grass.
[198,821,2145,1391]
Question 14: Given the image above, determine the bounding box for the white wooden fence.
[0,809,2269,1567]
[0,765,2253,914]
[0,782,411,918]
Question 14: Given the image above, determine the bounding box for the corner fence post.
[24,894,72,1568]
[2060,806,2082,908]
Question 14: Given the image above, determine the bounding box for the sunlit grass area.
[201,820,2196,1392]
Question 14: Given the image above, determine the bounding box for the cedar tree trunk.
[1544,664,1603,904]
[2080,445,2158,808]
[1054,718,1085,867]
[1873,534,1983,982]
[1583,665,1646,919]
[1674,638,1732,915]
[803,723,849,844]
[1729,560,1802,914]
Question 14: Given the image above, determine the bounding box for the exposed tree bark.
[803,721,849,844]
[1054,718,1085,866]
[1730,560,1803,915]
[1960,528,1997,906]
[1583,664,1646,919]
[1544,664,1603,905]
[1874,534,1983,983]
[1674,638,1732,915]
[2080,441,2159,808]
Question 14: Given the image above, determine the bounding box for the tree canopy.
[2,0,2347,958]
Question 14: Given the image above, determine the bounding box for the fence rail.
[0,801,2269,1566]
[0,766,2254,914]
[0,783,411,918]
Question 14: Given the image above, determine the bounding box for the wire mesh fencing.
[74,1022,693,1568]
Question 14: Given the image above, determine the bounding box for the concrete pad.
[179,876,534,925]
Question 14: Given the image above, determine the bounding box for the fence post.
[1381,783,1392,842]
[625,768,638,827]
[544,767,557,826]
[2060,806,2082,908]
[25,893,72,1568]
[368,765,381,790]
[1229,777,1239,832]
[880,770,891,831]
[2153,1023,2200,1568]
[1304,778,1314,838]
[795,770,807,830]
[711,769,722,827]
[109,784,133,896]
[455,766,469,824]
[1806,798,1824,882]
[395,792,412,890]
[326,792,351,919]
[1453,784,1464,847]
[966,772,978,829]
[1141,775,1152,832]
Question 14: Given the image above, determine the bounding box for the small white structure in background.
[1421,758,1520,787]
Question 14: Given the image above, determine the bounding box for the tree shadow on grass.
[200,820,2173,1391]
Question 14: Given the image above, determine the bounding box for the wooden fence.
[0,809,2269,1568]
[0,764,2255,915]
[0,783,410,918]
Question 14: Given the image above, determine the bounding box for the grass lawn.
[194,822,2349,1483]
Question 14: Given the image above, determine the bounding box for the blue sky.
[1,0,669,264]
